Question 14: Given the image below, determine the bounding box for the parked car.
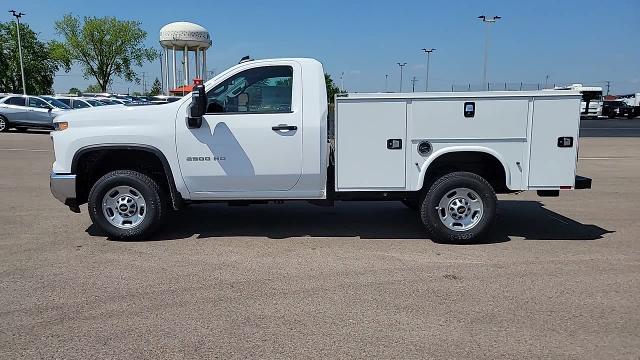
[54,96,107,109]
[602,100,635,119]
[0,94,68,132]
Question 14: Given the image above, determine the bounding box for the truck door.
[175,63,303,193]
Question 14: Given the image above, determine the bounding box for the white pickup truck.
[50,58,591,243]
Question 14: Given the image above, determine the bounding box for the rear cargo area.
[334,91,582,192]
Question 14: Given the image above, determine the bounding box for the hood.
[55,101,184,128]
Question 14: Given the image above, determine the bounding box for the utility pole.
[385,74,389,92]
[9,10,27,95]
[411,76,418,92]
[605,81,610,96]
[397,62,407,92]
[478,15,501,88]
[545,74,550,88]
[142,72,146,95]
[421,48,436,91]
[340,72,345,92]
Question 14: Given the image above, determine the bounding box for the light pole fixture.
[421,48,436,92]
[478,15,501,88]
[9,10,27,95]
[397,62,407,92]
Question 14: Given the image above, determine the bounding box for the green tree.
[0,21,61,94]
[149,78,162,96]
[52,14,158,92]
[325,73,342,104]
[84,84,102,93]
[68,87,81,95]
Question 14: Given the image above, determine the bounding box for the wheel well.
[422,151,509,193]
[73,147,182,208]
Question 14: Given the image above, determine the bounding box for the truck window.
[205,65,293,114]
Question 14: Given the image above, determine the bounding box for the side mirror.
[188,84,206,128]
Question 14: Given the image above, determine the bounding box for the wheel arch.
[417,146,512,192]
[71,144,183,209]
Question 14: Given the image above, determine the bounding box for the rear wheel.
[88,170,166,240]
[0,116,8,132]
[420,171,496,244]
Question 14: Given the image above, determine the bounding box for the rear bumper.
[575,175,592,189]
[50,172,79,211]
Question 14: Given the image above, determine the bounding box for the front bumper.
[50,172,80,212]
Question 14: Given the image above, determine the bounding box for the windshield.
[582,91,602,101]
[85,99,105,106]
[41,96,71,109]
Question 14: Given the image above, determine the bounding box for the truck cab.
[50,58,591,243]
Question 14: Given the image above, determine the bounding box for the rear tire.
[0,116,8,132]
[420,171,496,244]
[88,170,166,240]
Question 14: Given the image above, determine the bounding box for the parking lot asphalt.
[1,124,639,359]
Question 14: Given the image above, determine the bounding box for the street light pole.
[411,76,418,92]
[340,72,344,92]
[9,10,27,95]
[385,74,389,92]
[397,62,407,92]
[478,15,501,88]
[421,48,435,91]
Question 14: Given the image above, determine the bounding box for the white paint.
[51,58,583,202]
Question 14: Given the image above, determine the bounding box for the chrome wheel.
[0,117,6,132]
[102,185,147,229]
[436,187,484,231]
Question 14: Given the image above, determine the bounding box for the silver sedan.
[0,95,69,132]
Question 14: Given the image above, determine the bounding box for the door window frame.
[202,61,301,116]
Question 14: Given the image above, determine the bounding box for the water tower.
[160,22,212,94]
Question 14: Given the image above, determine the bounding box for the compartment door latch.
[387,139,402,149]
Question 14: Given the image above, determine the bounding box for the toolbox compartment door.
[335,100,407,190]
[528,97,581,188]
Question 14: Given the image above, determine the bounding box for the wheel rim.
[102,185,147,229]
[436,187,484,231]
[0,118,6,131]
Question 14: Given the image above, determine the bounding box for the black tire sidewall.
[0,116,8,132]
[421,172,496,243]
[88,171,163,240]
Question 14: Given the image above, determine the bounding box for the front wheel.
[88,170,166,240]
[0,116,8,132]
[420,172,496,244]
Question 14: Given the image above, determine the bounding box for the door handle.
[272,124,297,131]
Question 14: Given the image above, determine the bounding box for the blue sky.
[5,0,640,94]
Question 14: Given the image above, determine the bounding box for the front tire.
[0,116,8,132]
[420,172,496,244]
[88,170,166,240]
